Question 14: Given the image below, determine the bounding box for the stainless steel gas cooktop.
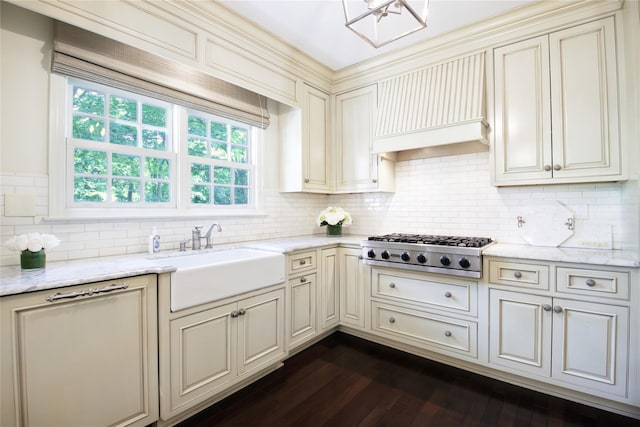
[361,234,494,278]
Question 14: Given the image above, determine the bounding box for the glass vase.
[326,224,342,236]
[20,249,46,269]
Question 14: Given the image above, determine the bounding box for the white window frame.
[48,74,264,219]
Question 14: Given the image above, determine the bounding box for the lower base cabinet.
[0,275,158,427]
[160,286,285,421]
[490,289,629,399]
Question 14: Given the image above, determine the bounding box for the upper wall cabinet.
[492,17,624,186]
[335,85,395,193]
[280,84,332,193]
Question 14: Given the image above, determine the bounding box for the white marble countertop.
[1,234,637,297]
[0,234,368,297]
[483,243,640,268]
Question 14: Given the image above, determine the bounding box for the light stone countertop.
[482,243,640,268]
[0,234,368,297]
[1,234,638,298]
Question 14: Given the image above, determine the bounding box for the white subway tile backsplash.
[0,152,628,266]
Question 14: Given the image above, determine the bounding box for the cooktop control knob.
[401,252,411,262]
[381,250,391,260]
[367,249,376,259]
[459,258,471,268]
[417,253,427,263]
[440,255,451,266]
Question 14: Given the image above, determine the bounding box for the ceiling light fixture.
[342,0,429,48]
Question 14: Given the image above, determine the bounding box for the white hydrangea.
[5,233,61,252]
[317,207,353,227]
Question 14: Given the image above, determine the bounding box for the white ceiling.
[218,0,534,70]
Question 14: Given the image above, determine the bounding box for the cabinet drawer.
[556,267,629,300]
[488,260,549,290]
[288,250,317,274]
[372,302,477,357]
[372,269,475,315]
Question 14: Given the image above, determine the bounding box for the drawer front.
[488,260,549,290]
[556,267,629,300]
[372,302,477,357]
[373,270,475,315]
[288,250,317,275]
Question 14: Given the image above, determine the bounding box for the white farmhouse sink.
[168,248,285,311]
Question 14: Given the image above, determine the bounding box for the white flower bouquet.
[317,206,353,227]
[5,233,61,253]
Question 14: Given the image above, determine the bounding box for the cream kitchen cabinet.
[286,250,319,349]
[280,83,332,193]
[339,247,367,330]
[492,17,623,185]
[0,275,158,427]
[159,286,285,421]
[490,289,629,400]
[335,84,395,193]
[487,258,634,403]
[319,247,340,330]
[369,267,479,360]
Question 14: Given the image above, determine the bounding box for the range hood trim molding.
[371,118,489,153]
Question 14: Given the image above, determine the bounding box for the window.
[54,77,259,217]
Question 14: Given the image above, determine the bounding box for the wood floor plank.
[176,333,639,427]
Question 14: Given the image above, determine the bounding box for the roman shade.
[52,21,270,129]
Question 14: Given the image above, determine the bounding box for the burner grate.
[368,234,492,248]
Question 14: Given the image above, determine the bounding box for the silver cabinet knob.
[299,259,306,265]
[444,291,452,298]
[238,308,246,316]
[553,164,562,171]
[389,317,395,323]
[231,310,239,318]
[300,276,307,283]
[543,304,552,311]
[514,271,522,279]
[585,279,596,287]
[304,178,309,183]
[544,165,552,171]
[389,282,396,289]
[372,178,378,183]
[553,305,563,313]
[444,331,452,337]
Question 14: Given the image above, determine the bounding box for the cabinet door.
[237,288,286,375]
[551,298,628,398]
[335,85,383,192]
[319,248,340,330]
[549,17,621,180]
[339,248,366,329]
[493,35,552,184]
[489,289,551,376]
[168,302,236,416]
[288,273,317,348]
[302,84,331,190]
[1,276,158,427]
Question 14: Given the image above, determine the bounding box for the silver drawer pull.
[300,276,307,283]
[299,259,306,265]
[514,271,522,279]
[444,291,452,298]
[389,317,396,324]
[444,331,452,337]
[389,282,396,289]
[585,279,596,287]
[46,283,128,303]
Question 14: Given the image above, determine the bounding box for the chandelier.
[342,0,429,48]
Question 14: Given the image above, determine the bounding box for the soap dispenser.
[148,227,160,254]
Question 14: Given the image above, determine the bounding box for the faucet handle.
[194,225,202,231]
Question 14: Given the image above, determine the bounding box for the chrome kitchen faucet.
[192,223,222,250]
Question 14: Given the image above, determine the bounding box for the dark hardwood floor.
[177,333,638,427]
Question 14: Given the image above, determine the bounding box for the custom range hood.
[373,52,488,158]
